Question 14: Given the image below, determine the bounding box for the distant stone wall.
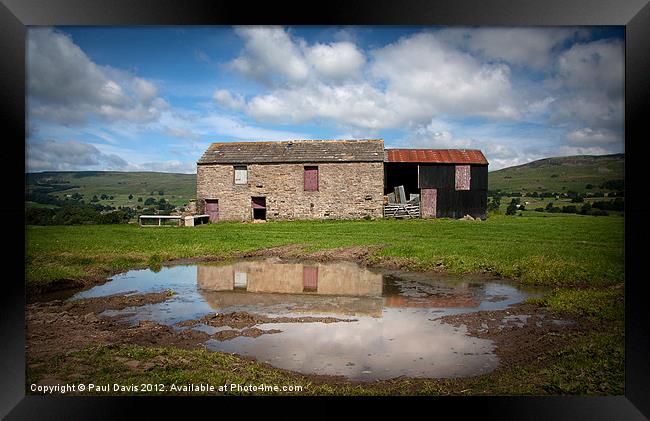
[196,162,384,221]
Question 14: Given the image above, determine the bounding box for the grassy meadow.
[26,214,624,293]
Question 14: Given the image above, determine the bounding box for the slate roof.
[198,139,385,164]
[385,149,488,165]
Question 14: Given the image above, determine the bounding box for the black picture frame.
[3,0,649,418]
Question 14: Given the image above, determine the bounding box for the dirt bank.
[27,292,359,363]
[26,292,208,360]
[438,303,592,369]
[177,311,357,329]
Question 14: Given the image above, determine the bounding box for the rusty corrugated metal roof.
[385,149,488,165]
[198,139,385,164]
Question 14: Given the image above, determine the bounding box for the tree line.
[488,197,623,216]
[26,191,179,225]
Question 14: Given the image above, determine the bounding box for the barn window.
[455,165,471,190]
[304,166,318,191]
[234,166,248,184]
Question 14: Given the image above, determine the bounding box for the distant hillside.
[26,171,197,207]
[488,154,624,194]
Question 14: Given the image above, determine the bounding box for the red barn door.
[420,189,437,218]
[205,199,219,222]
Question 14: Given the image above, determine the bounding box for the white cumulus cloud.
[213,89,245,110]
[438,27,578,70]
[28,28,168,125]
[26,139,128,171]
[566,128,621,145]
[370,32,519,120]
[229,29,520,131]
[305,41,365,82]
[231,26,310,85]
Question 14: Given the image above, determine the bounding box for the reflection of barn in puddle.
[196,260,490,317]
[382,276,484,309]
[196,260,384,317]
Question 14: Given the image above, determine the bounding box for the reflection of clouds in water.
[74,266,199,298]
[209,309,497,379]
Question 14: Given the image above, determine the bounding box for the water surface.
[73,258,540,380]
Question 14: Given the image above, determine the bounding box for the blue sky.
[26,26,624,173]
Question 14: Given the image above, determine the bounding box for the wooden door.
[205,199,219,222]
[420,188,437,218]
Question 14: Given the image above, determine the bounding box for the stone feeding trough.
[138,214,210,227]
[138,200,209,227]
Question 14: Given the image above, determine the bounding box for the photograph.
[24,24,626,398]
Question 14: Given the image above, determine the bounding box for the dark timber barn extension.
[384,149,489,219]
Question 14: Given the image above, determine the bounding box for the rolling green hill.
[26,171,197,208]
[488,154,624,194]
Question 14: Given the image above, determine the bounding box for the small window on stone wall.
[455,165,471,190]
[234,166,248,184]
[304,166,318,191]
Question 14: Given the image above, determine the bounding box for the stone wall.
[196,162,384,221]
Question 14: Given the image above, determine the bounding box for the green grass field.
[26,214,624,293]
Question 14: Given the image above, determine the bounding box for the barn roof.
[385,149,488,165]
[198,139,385,164]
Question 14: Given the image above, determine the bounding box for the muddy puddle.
[71,258,543,380]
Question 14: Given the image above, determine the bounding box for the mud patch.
[164,256,229,266]
[211,327,283,341]
[240,244,306,258]
[300,245,385,262]
[240,244,386,264]
[178,311,357,329]
[26,292,206,360]
[62,291,173,315]
[439,303,591,368]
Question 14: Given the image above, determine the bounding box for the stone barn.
[196,139,488,222]
[196,139,385,221]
